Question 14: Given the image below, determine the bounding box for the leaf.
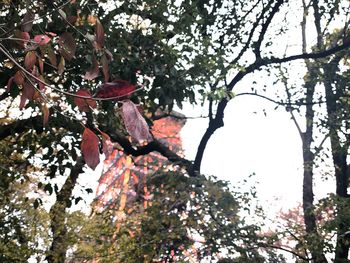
[58,56,65,74]
[58,32,76,61]
[95,19,105,48]
[24,51,37,70]
[83,55,99,80]
[100,55,109,82]
[14,70,25,85]
[47,46,57,67]
[6,77,14,92]
[81,128,100,170]
[38,56,44,73]
[100,131,113,158]
[34,34,51,46]
[19,81,35,109]
[94,80,136,99]
[13,30,30,48]
[42,103,50,126]
[74,89,97,112]
[121,100,152,143]
[21,11,34,32]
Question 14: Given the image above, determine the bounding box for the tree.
[1,0,350,262]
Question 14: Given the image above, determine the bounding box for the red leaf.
[95,19,105,48]
[14,70,25,85]
[121,100,152,143]
[24,51,37,70]
[74,89,97,112]
[81,128,100,170]
[13,30,30,48]
[21,11,34,32]
[6,77,14,92]
[19,81,35,109]
[58,32,76,61]
[34,34,51,46]
[100,55,109,82]
[83,55,99,80]
[94,80,136,99]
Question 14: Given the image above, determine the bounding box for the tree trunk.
[46,157,84,263]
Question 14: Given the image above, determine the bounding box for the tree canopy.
[1,0,350,262]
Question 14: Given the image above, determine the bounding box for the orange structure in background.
[95,114,186,212]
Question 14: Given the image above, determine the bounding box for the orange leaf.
[24,51,36,70]
[74,89,97,112]
[83,55,99,80]
[38,57,44,74]
[81,128,100,170]
[13,30,30,48]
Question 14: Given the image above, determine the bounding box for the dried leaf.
[58,56,65,74]
[24,51,36,70]
[21,11,34,32]
[121,100,152,143]
[100,55,109,82]
[74,89,97,112]
[95,19,105,48]
[81,128,100,170]
[94,80,136,99]
[83,55,99,80]
[58,32,76,61]
[42,103,50,126]
[34,34,51,46]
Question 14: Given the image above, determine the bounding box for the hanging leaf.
[36,75,46,92]
[38,57,44,73]
[95,19,105,48]
[19,81,35,109]
[74,89,97,112]
[100,54,109,82]
[42,103,50,126]
[13,30,30,48]
[21,11,34,32]
[24,51,37,70]
[33,34,51,46]
[57,56,65,74]
[83,55,99,80]
[81,128,100,170]
[6,77,14,92]
[58,32,76,61]
[121,100,152,143]
[47,46,57,67]
[14,70,25,85]
[94,80,136,99]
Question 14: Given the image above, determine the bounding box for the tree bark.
[46,156,84,263]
